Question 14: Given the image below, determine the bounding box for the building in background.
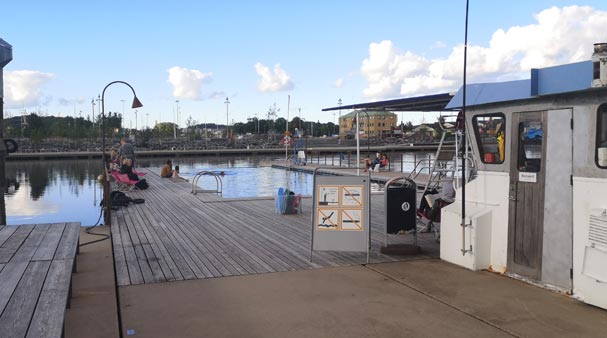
[339,110,397,139]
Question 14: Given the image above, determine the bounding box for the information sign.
[312,174,370,253]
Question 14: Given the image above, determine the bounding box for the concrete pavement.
[118,259,607,338]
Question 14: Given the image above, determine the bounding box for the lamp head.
[131,96,143,109]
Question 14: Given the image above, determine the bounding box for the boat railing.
[191,171,223,196]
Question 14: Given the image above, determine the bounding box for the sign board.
[519,172,537,183]
[312,175,370,252]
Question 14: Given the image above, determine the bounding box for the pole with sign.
[310,167,371,263]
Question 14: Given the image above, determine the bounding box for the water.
[4,152,434,226]
[3,156,315,226]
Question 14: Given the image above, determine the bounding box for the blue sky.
[2,1,607,129]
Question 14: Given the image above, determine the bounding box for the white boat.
[440,42,607,310]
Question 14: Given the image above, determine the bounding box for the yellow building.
[339,110,397,138]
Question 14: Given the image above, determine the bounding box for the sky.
[2,0,607,129]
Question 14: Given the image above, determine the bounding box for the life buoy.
[4,139,18,154]
[281,135,292,146]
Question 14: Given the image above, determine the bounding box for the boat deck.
[110,168,439,286]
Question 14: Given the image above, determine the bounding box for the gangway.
[191,171,223,196]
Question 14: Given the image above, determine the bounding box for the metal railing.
[191,171,223,196]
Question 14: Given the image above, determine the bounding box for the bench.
[0,222,80,338]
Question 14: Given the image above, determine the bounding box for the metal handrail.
[191,171,223,196]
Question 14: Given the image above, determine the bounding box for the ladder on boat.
[408,114,476,195]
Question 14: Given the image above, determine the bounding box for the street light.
[100,81,142,224]
[337,98,342,141]
[174,100,180,139]
[134,109,138,131]
[224,96,230,139]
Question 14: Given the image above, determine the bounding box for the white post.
[356,111,360,176]
[286,94,290,133]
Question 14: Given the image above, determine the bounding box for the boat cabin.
[441,43,607,310]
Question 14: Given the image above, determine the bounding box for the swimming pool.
[180,166,315,198]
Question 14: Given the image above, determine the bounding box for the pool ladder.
[191,171,223,196]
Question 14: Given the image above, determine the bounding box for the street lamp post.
[174,100,179,139]
[101,81,143,224]
[337,98,342,141]
[134,109,138,131]
[224,97,230,139]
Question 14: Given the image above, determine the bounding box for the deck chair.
[111,171,139,191]
[132,168,147,176]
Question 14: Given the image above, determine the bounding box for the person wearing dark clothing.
[119,158,149,189]
[119,159,139,181]
[119,138,136,166]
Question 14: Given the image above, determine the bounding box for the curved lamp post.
[100,81,142,224]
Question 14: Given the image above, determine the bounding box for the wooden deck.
[0,222,80,338]
[111,168,439,286]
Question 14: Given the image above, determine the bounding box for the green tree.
[153,122,176,138]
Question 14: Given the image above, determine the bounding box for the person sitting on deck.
[371,153,388,172]
[172,165,187,181]
[120,158,149,189]
[120,158,139,181]
[418,180,455,232]
[160,160,174,178]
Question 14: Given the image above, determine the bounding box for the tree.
[185,115,197,141]
[153,122,176,139]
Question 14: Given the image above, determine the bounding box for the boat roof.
[445,61,596,109]
[322,92,454,112]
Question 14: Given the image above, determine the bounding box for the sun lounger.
[111,171,139,191]
[132,168,147,176]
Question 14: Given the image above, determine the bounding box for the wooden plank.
[0,261,29,317]
[0,261,51,338]
[26,259,73,338]
[153,181,281,275]
[116,211,145,285]
[53,222,80,260]
[130,206,182,282]
[31,223,66,261]
[0,226,18,248]
[122,212,156,283]
[11,224,51,263]
[0,225,35,263]
[111,213,131,287]
[153,198,241,277]
[132,187,220,278]
[124,209,165,283]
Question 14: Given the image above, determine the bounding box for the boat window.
[472,113,506,164]
[596,104,607,168]
[517,121,543,172]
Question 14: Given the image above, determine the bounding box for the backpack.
[135,179,149,189]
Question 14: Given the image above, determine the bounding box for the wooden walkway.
[0,222,80,338]
[111,168,439,286]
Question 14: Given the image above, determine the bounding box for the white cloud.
[432,41,447,49]
[4,70,54,108]
[207,91,226,99]
[361,5,607,98]
[167,66,213,100]
[254,62,294,92]
[334,78,344,88]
